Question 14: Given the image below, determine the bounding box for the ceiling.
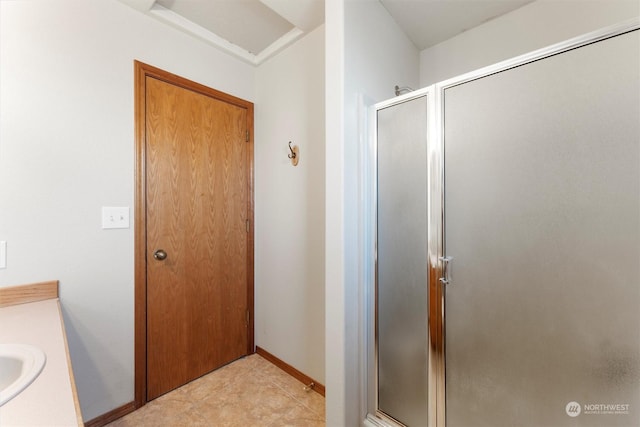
[381,0,534,50]
[119,0,533,65]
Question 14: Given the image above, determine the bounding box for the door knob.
[153,249,167,261]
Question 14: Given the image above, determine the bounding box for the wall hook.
[288,141,299,166]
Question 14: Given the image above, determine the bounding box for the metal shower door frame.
[434,16,640,427]
[367,85,443,427]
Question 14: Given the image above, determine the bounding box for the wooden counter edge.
[57,300,84,426]
[0,280,59,307]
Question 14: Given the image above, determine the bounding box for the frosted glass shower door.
[376,95,429,426]
[443,30,640,426]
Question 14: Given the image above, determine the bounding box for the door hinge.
[246,310,250,326]
[246,219,250,232]
[246,130,250,142]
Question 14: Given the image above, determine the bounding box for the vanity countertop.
[0,292,82,426]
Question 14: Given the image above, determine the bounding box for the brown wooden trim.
[246,102,255,355]
[134,60,255,408]
[57,301,84,425]
[255,346,325,397]
[134,60,252,109]
[133,60,148,409]
[84,401,136,427]
[0,280,58,308]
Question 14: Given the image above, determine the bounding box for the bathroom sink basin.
[0,344,46,406]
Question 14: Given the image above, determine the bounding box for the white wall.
[254,25,326,383]
[325,0,419,425]
[420,0,640,86]
[0,0,254,420]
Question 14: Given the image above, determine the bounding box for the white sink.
[0,344,46,406]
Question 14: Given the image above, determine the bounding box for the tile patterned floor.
[107,354,325,427]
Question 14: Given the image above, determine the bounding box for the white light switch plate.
[102,207,130,229]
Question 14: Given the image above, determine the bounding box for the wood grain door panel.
[145,76,249,400]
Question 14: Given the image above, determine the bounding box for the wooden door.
[135,62,254,402]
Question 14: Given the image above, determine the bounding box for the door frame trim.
[133,60,255,408]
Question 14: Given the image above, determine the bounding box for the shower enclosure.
[368,20,639,427]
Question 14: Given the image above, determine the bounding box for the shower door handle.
[439,256,453,285]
